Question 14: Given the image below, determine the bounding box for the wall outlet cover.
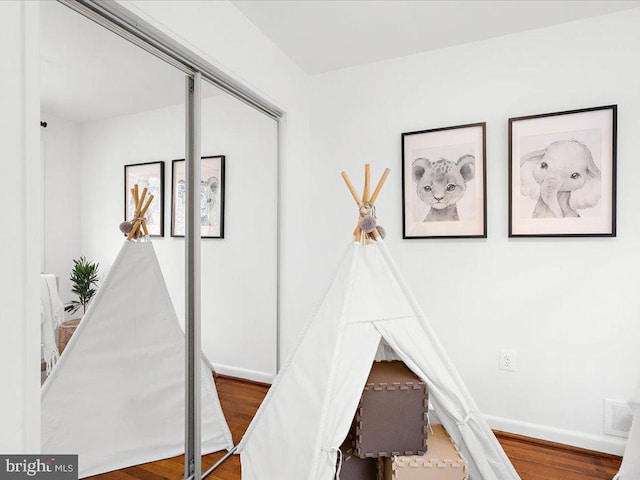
[499,349,516,372]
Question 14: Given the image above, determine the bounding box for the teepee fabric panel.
[41,242,233,478]
[239,247,361,479]
[345,245,415,325]
[614,382,640,479]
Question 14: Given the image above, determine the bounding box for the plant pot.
[58,318,81,354]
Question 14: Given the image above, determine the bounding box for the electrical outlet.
[499,349,516,372]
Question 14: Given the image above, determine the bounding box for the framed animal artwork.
[509,105,616,237]
[124,161,165,237]
[402,123,487,239]
[171,155,225,238]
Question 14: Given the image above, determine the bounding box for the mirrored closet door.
[39,1,280,479]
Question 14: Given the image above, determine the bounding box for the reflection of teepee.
[237,166,520,480]
[41,185,233,478]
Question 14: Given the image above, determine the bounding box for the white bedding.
[41,274,63,374]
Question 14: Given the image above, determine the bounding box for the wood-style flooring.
[88,376,622,480]
[495,430,621,480]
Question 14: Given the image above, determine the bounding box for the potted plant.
[59,256,100,353]
[65,256,100,315]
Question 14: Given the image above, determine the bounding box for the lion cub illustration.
[412,155,475,222]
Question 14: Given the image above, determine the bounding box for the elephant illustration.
[520,140,601,218]
[201,176,219,227]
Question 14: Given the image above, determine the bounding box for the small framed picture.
[402,123,487,238]
[124,161,165,237]
[509,105,616,237]
[171,155,225,238]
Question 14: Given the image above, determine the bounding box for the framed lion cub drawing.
[402,123,487,239]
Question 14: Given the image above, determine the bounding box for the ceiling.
[232,0,640,74]
[41,1,640,122]
[40,1,220,124]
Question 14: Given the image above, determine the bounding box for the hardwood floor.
[496,431,621,480]
[89,376,621,480]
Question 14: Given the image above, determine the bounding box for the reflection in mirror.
[39,2,231,478]
[198,79,279,471]
[199,79,278,380]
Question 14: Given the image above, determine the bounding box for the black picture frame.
[124,161,165,237]
[171,155,226,239]
[508,105,617,237]
[402,122,487,239]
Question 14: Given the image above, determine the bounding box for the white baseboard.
[211,363,274,384]
[484,413,627,456]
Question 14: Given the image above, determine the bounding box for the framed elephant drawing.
[402,123,487,239]
[171,155,225,238]
[509,105,617,237]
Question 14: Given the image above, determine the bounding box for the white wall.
[41,114,81,312]
[79,94,278,383]
[0,0,41,453]
[309,9,640,454]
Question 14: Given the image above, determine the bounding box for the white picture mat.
[510,108,614,235]
[403,125,485,237]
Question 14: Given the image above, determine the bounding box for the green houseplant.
[65,256,100,316]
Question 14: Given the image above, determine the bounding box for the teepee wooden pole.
[130,188,137,211]
[127,222,140,241]
[134,184,140,209]
[363,164,371,202]
[138,187,148,210]
[370,168,390,204]
[354,225,362,243]
[341,172,361,206]
[140,194,154,217]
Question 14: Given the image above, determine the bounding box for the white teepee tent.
[613,382,640,480]
[237,166,520,480]
[41,241,233,478]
